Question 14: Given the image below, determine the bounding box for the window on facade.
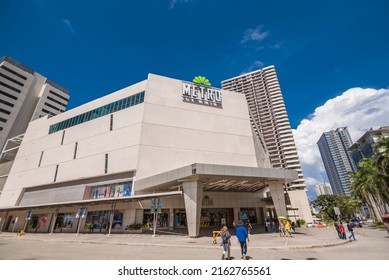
[48,91,145,134]
[0,99,14,107]
[73,142,78,159]
[38,151,44,167]
[0,108,11,115]
[61,131,65,145]
[104,154,108,174]
[54,165,59,182]
[0,89,18,100]
[110,114,113,131]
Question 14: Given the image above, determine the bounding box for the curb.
[0,234,349,251]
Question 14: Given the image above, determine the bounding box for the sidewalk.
[0,227,349,251]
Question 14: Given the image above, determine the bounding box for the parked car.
[350,218,363,227]
[306,222,314,228]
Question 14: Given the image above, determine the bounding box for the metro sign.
[182,76,222,106]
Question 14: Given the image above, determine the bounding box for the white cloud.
[240,60,265,75]
[293,87,389,194]
[63,19,75,33]
[241,26,269,44]
[169,0,192,9]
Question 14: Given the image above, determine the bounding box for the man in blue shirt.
[235,221,249,260]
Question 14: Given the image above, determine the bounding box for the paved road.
[0,227,387,260]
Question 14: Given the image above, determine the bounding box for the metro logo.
[192,76,211,87]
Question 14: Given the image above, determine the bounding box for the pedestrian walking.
[278,220,286,237]
[235,221,249,260]
[245,220,252,242]
[271,219,277,233]
[265,219,271,233]
[346,221,356,241]
[334,222,342,238]
[338,222,346,240]
[284,220,292,237]
[220,225,232,260]
[88,221,94,233]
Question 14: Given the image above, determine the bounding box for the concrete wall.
[0,81,147,207]
[135,74,261,180]
[0,160,13,193]
[287,189,313,223]
[0,74,270,209]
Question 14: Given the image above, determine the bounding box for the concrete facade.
[0,74,298,237]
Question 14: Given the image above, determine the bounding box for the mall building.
[0,74,300,237]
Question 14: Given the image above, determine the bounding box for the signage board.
[182,76,222,106]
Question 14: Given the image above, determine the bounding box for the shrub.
[125,224,142,230]
[371,222,385,228]
[297,219,306,226]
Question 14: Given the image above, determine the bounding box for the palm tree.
[374,136,389,177]
[350,159,387,221]
[372,136,389,213]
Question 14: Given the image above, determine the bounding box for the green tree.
[312,194,361,222]
[374,136,389,178]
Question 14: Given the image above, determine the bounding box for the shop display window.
[83,181,132,200]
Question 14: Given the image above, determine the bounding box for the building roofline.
[221,65,275,84]
[349,126,389,150]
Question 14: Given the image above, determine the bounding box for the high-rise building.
[349,126,389,170]
[0,56,69,158]
[315,183,333,196]
[317,127,356,195]
[221,66,305,189]
[221,66,312,222]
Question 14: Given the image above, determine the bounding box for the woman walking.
[220,225,232,260]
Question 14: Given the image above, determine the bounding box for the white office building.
[0,56,69,158]
[221,66,312,223]
[315,183,333,196]
[0,74,302,237]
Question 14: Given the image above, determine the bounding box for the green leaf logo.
[193,76,211,87]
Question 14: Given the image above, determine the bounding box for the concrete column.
[233,208,240,224]
[268,182,287,217]
[169,208,174,230]
[255,207,261,224]
[182,180,203,237]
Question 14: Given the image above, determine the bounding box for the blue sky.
[1,0,389,198]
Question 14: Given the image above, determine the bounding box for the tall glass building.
[317,127,356,195]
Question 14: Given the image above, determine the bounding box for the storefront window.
[27,214,47,230]
[54,213,75,231]
[174,209,187,228]
[83,181,132,200]
[143,209,169,228]
[63,214,75,228]
[200,208,234,227]
[240,208,257,223]
[85,210,124,231]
